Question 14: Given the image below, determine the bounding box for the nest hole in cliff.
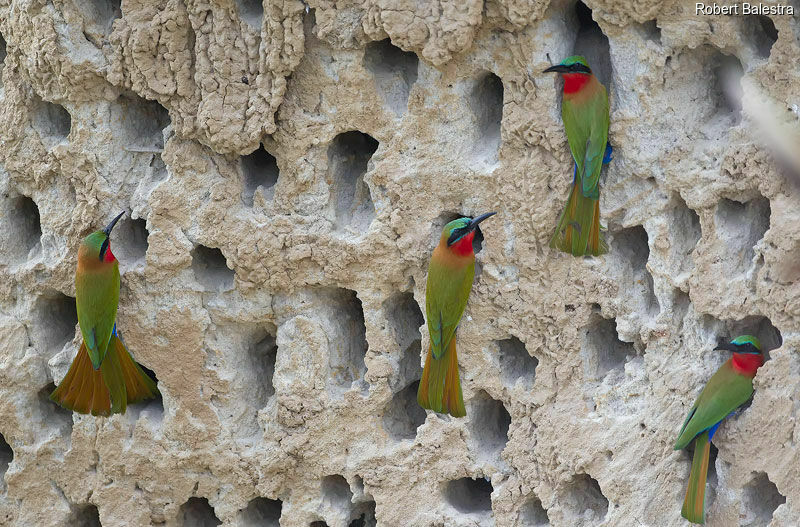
[321,475,353,515]
[498,336,538,389]
[38,383,73,438]
[741,472,785,525]
[76,0,121,43]
[67,503,101,527]
[1,193,42,265]
[670,196,702,277]
[469,391,511,459]
[31,97,71,150]
[637,20,661,45]
[444,477,493,514]
[745,15,778,59]
[383,380,426,440]
[191,245,234,291]
[572,1,613,90]
[328,131,379,234]
[581,312,635,381]
[179,497,220,527]
[326,288,369,396]
[520,494,549,526]
[714,196,770,277]
[383,291,423,368]
[348,499,377,527]
[469,72,503,164]
[116,93,170,152]
[711,51,744,124]
[611,225,659,318]
[236,0,263,31]
[0,433,12,492]
[0,33,6,87]
[32,291,77,356]
[239,497,282,527]
[112,216,148,266]
[241,144,279,206]
[363,38,419,116]
[563,474,608,523]
[250,330,278,404]
[310,522,328,527]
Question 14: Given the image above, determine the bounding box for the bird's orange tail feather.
[50,342,112,417]
[417,337,466,417]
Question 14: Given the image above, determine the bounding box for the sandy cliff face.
[0,0,798,525]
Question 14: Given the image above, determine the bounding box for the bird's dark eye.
[571,63,591,74]
[99,238,109,261]
[448,227,468,246]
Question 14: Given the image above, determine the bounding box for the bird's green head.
[440,212,496,253]
[80,211,125,263]
[543,55,592,74]
[715,335,762,355]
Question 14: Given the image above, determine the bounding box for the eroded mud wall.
[0,0,799,525]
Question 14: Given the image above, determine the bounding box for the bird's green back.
[426,255,475,360]
[674,359,754,450]
[561,80,609,199]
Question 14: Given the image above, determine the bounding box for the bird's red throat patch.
[451,232,476,257]
[562,73,591,94]
[103,248,116,263]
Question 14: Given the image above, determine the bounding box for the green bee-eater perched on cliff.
[50,212,159,416]
[674,336,764,524]
[417,212,496,418]
[544,55,611,257]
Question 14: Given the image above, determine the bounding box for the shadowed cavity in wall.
[76,0,121,44]
[328,131,379,234]
[241,144,279,206]
[126,362,163,423]
[192,245,234,291]
[179,497,220,527]
[115,93,170,152]
[497,336,538,389]
[348,499,377,527]
[469,391,511,460]
[236,0,264,31]
[722,315,782,357]
[611,225,659,317]
[32,291,77,356]
[562,474,608,524]
[0,433,12,493]
[669,196,701,279]
[521,494,549,526]
[741,472,785,526]
[382,292,426,440]
[0,193,41,265]
[250,329,278,405]
[744,15,778,60]
[712,51,744,125]
[239,497,282,527]
[572,1,612,89]
[714,196,769,276]
[38,383,73,438]
[112,216,148,266]
[363,39,419,116]
[581,311,636,381]
[31,96,71,150]
[444,477,493,515]
[67,503,101,527]
[469,72,503,164]
[0,32,6,88]
[325,288,369,396]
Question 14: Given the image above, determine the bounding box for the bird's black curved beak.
[104,211,126,236]
[468,212,497,231]
[543,64,570,74]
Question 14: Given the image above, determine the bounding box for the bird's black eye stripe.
[448,227,468,246]
[571,63,591,74]
[99,238,109,261]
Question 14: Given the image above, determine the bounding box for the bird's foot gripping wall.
[0,0,799,525]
